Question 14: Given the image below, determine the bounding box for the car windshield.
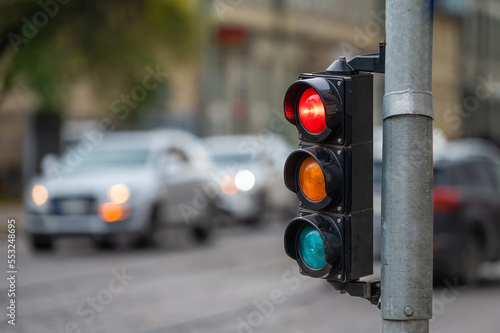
[434,167,447,185]
[212,153,254,165]
[60,148,150,170]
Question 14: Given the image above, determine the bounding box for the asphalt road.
[1,217,500,333]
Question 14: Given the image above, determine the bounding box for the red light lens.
[298,88,326,134]
[285,105,296,123]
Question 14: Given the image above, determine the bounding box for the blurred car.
[373,127,447,259]
[205,134,296,225]
[373,131,500,284]
[433,138,500,284]
[24,129,217,250]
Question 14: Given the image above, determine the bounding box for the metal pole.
[381,1,434,333]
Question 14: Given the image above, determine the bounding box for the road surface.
[1,218,500,333]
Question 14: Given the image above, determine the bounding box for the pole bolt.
[298,201,303,206]
[404,306,414,317]
[337,218,341,223]
[337,81,342,86]
[298,133,302,139]
[337,138,342,143]
[336,206,342,212]
[337,274,341,279]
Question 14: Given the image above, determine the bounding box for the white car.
[204,134,296,225]
[24,129,217,250]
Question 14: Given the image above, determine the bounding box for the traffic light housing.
[283,61,373,283]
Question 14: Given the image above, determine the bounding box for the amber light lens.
[298,87,327,134]
[298,156,326,202]
[98,203,130,222]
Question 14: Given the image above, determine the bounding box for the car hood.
[30,167,155,197]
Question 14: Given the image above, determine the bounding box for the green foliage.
[0,0,201,116]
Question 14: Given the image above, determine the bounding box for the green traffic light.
[298,225,326,270]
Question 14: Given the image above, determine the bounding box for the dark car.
[373,136,500,284]
[432,139,500,284]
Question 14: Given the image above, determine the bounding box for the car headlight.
[220,175,238,196]
[235,170,255,192]
[32,184,49,206]
[107,184,130,204]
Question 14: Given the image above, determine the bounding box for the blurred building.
[194,0,500,144]
[2,0,500,197]
[196,0,386,139]
[460,0,500,142]
[425,0,500,142]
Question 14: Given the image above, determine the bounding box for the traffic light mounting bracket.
[328,279,381,306]
[326,42,386,74]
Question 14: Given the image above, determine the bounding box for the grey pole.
[381,1,434,333]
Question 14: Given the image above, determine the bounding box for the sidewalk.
[0,201,22,233]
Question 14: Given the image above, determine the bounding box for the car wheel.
[31,234,54,251]
[243,215,262,227]
[191,225,212,243]
[132,204,159,248]
[242,192,267,227]
[191,203,215,243]
[457,235,481,285]
[93,235,117,249]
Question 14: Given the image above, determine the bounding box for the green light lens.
[298,225,326,270]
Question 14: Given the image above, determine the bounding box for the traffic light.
[283,58,374,282]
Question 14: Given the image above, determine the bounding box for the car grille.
[50,197,97,215]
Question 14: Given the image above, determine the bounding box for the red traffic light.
[298,88,327,134]
[282,70,374,284]
[283,77,342,143]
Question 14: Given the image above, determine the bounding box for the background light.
[235,170,255,191]
[98,202,130,222]
[32,184,49,206]
[220,175,239,196]
[108,184,130,204]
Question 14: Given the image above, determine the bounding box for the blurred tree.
[0,0,201,118]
